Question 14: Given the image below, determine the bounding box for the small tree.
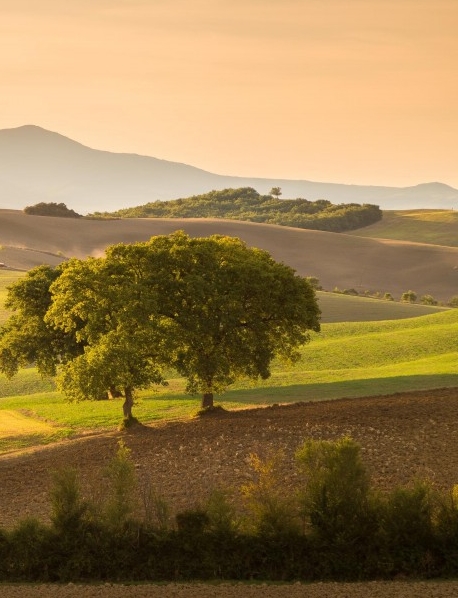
[448,296,458,308]
[296,437,375,541]
[103,441,137,530]
[420,294,437,306]
[401,290,417,303]
[241,452,299,535]
[269,186,282,199]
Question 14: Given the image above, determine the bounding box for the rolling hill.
[349,209,458,247]
[1,209,457,305]
[1,125,458,213]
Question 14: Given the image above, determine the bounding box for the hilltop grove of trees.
[91,187,383,233]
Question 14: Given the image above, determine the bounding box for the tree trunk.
[123,386,134,419]
[201,392,214,409]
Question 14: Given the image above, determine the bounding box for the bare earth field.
[2,388,458,596]
[1,210,458,301]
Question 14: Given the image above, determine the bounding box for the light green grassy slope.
[349,210,458,247]
[1,308,457,454]
[228,308,458,401]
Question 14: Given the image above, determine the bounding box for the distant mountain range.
[1,125,457,214]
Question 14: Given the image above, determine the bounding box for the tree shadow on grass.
[221,373,458,407]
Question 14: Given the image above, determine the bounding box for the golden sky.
[1,0,457,188]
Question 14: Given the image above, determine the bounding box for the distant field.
[1,308,457,453]
[316,291,448,322]
[350,209,458,247]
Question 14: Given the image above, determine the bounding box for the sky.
[1,0,457,189]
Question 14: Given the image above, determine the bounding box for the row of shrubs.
[3,437,458,582]
[305,278,458,306]
[331,287,445,304]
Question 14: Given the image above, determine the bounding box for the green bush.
[102,440,137,531]
[6,517,51,580]
[401,290,417,303]
[50,467,89,533]
[378,481,439,576]
[296,437,375,542]
[421,294,438,306]
[205,488,239,535]
[241,451,300,536]
[139,477,171,531]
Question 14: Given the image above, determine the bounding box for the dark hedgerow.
[2,437,458,582]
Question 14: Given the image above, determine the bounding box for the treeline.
[92,187,382,233]
[2,437,458,582]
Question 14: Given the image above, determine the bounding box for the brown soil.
[2,387,458,527]
[2,387,458,595]
[2,580,458,598]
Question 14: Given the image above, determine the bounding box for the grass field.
[316,291,448,322]
[349,209,458,247]
[1,307,457,454]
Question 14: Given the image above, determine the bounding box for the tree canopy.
[0,232,321,420]
[0,264,84,379]
[24,202,82,218]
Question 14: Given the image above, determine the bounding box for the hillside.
[1,125,457,213]
[1,210,457,303]
[349,209,458,247]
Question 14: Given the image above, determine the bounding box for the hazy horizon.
[1,0,456,189]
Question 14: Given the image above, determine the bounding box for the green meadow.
[349,209,458,247]
[1,300,457,453]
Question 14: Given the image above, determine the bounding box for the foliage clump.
[401,290,417,303]
[24,202,82,218]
